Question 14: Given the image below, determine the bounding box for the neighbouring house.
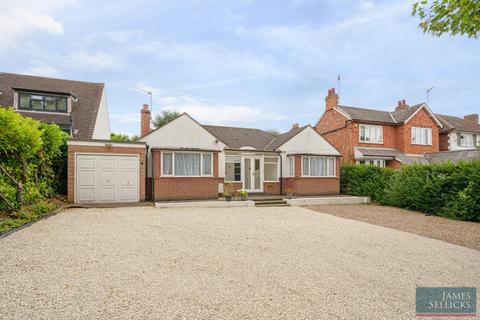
[138,105,341,201]
[436,113,480,151]
[315,88,444,168]
[0,72,111,139]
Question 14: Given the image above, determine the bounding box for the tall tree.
[265,128,280,136]
[412,0,480,38]
[152,110,181,128]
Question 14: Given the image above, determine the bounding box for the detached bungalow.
[139,105,341,201]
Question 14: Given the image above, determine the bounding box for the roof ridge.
[0,72,104,86]
[338,105,392,113]
[203,124,274,135]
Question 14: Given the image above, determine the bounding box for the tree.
[265,128,280,136]
[412,0,480,38]
[152,110,181,128]
[110,133,139,141]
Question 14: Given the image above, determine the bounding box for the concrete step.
[254,199,289,207]
[255,203,290,207]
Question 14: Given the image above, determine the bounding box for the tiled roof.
[17,111,71,131]
[337,103,425,124]
[0,72,104,139]
[355,147,428,164]
[425,149,480,164]
[203,125,276,150]
[435,114,480,133]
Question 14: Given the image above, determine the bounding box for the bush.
[340,164,395,202]
[0,107,67,212]
[341,161,480,221]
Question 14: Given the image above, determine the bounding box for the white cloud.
[65,51,125,71]
[23,64,60,77]
[0,0,78,56]
[110,113,140,125]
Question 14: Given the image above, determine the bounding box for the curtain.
[309,157,327,176]
[203,154,212,175]
[328,158,335,176]
[163,153,172,175]
[302,157,309,175]
[175,153,201,176]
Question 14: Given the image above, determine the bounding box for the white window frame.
[287,156,295,177]
[411,127,432,146]
[263,156,279,182]
[460,133,474,147]
[359,124,383,144]
[161,151,213,177]
[301,156,337,177]
[224,155,242,183]
[356,159,386,167]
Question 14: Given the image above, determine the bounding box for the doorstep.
[285,196,370,206]
[155,200,255,209]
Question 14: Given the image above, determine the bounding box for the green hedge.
[341,162,480,222]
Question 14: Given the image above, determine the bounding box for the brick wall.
[67,144,146,203]
[397,108,440,154]
[439,132,450,151]
[283,155,340,195]
[316,109,354,163]
[152,150,220,201]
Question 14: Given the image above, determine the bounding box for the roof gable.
[436,114,480,133]
[0,72,104,139]
[276,126,340,155]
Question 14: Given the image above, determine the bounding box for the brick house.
[315,88,444,168]
[436,113,480,151]
[139,106,341,201]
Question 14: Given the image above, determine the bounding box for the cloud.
[65,51,125,71]
[152,94,285,126]
[110,113,140,125]
[0,0,77,56]
[23,64,60,77]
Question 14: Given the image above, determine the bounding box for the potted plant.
[283,181,295,199]
[223,184,235,201]
[237,189,248,201]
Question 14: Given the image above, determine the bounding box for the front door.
[243,157,262,192]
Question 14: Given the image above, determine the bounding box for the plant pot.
[225,196,232,202]
[286,192,294,199]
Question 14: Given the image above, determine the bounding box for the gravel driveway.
[1,206,479,319]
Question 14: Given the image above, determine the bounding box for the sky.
[1,0,479,136]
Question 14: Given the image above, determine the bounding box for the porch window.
[302,156,336,177]
[411,127,432,145]
[225,155,241,182]
[356,159,385,167]
[264,157,278,181]
[162,152,212,176]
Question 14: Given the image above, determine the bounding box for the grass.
[0,199,63,235]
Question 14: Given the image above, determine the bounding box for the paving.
[1,206,479,319]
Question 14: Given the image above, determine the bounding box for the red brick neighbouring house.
[139,108,341,201]
[315,88,444,168]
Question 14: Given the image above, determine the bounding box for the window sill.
[300,175,338,178]
[359,141,384,144]
[411,143,432,146]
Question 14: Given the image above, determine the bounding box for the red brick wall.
[283,155,340,195]
[386,159,402,169]
[264,182,280,195]
[397,108,439,154]
[316,109,354,163]
[67,144,146,203]
[439,132,450,151]
[152,150,220,201]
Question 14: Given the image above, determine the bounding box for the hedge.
[341,162,480,222]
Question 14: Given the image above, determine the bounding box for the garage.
[67,139,147,204]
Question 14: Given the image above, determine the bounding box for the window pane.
[328,158,335,176]
[302,157,309,175]
[45,96,56,111]
[264,163,277,181]
[19,94,30,108]
[31,96,44,110]
[163,153,172,175]
[288,157,294,176]
[360,126,365,141]
[57,97,67,111]
[234,163,241,181]
[202,154,212,175]
[175,153,201,176]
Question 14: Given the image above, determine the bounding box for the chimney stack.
[395,99,409,112]
[292,123,299,129]
[140,104,151,137]
[464,113,479,124]
[325,88,338,111]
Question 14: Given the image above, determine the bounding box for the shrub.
[340,164,395,202]
[341,161,480,221]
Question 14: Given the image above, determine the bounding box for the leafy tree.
[412,0,480,38]
[265,128,280,136]
[110,132,139,141]
[152,110,181,128]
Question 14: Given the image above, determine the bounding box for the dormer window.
[18,92,68,113]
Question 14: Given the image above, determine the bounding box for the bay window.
[302,156,336,177]
[264,157,278,181]
[162,152,212,176]
[411,127,432,145]
[359,125,383,144]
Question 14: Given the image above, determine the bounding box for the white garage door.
[76,154,139,204]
